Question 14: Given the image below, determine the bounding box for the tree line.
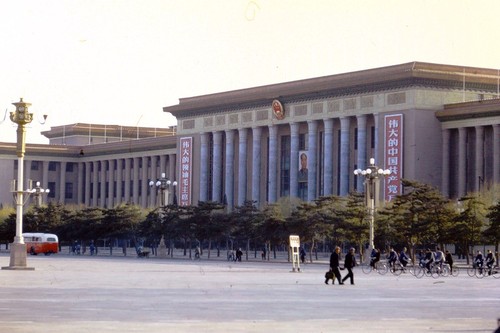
[0,179,498,263]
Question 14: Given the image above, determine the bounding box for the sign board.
[289,235,301,272]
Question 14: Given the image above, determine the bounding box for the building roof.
[41,123,176,140]
[163,61,500,118]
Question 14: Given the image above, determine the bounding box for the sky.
[1,0,499,144]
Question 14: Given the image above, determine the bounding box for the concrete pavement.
[0,253,499,333]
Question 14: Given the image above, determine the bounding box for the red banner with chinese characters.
[179,137,193,206]
[384,114,403,202]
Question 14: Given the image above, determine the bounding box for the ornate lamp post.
[149,173,177,207]
[149,173,177,258]
[353,158,391,258]
[31,181,50,207]
[3,98,35,270]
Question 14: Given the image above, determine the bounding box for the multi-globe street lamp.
[31,181,50,207]
[2,98,47,270]
[353,158,391,257]
[149,173,177,207]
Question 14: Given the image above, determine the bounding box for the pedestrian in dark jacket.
[342,248,357,285]
[328,246,343,285]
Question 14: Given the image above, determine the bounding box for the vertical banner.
[179,137,193,206]
[384,114,403,202]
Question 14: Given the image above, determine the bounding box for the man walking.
[328,246,344,285]
[342,247,357,285]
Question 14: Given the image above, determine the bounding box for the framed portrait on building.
[298,150,308,183]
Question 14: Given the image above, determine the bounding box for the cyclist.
[387,247,398,269]
[474,250,484,274]
[434,247,445,270]
[370,248,380,269]
[485,250,495,275]
[424,248,434,273]
[445,250,454,274]
[399,247,410,268]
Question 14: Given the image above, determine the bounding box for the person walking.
[342,247,357,285]
[328,246,344,285]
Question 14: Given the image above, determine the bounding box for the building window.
[66,162,74,172]
[354,128,358,150]
[280,135,290,197]
[299,133,306,150]
[371,126,375,149]
[207,135,214,201]
[31,161,40,171]
[48,182,56,198]
[48,162,57,171]
[65,182,73,199]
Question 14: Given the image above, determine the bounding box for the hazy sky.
[1,0,499,144]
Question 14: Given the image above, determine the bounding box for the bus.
[22,233,59,255]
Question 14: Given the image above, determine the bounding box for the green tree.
[451,196,486,264]
[484,201,500,262]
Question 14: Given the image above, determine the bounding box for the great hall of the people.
[0,62,499,210]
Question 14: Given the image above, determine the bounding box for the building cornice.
[164,62,500,118]
[436,98,500,122]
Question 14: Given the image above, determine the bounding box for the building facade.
[0,124,177,209]
[164,62,500,210]
[1,62,499,211]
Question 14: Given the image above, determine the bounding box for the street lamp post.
[3,98,35,270]
[149,173,177,207]
[353,158,391,260]
[149,173,177,258]
[31,181,50,207]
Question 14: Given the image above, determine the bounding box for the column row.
[79,154,176,208]
[199,115,376,209]
[441,124,500,198]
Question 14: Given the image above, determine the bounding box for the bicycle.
[430,262,449,278]
[485,264,499,279]
[362,260,388,275]
[446,263,460,277]
[467,263,486,279]
[390,260,409,276]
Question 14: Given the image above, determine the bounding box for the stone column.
[150,156,158,207]
[290,122,300,198]
[493,124,500,185]
[59,161,67,203]
[99,161,106,207]
[475,126,484,193]
[252,126,262,205]
[268,125,278,203]
[116,159,123,204]
[323,119,334,196]
[124,158,131,203]
[237,128,248,206]
[212,131,223,203]
[307,120,318,201]
[441,129,450,197]
[356,115,367,191]
[42,161,49,193]
[458,127,467,197]
[107,160,115,208]
[92,161,99,206]
[225,130,235,210]
[85,162,91,206]
[77,162,84,205]
[200,133,209,202]
[132,157,139,205]
[339,117,350,196]
[141,156,149,207]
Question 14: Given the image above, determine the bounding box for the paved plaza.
[0,253,499,333]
